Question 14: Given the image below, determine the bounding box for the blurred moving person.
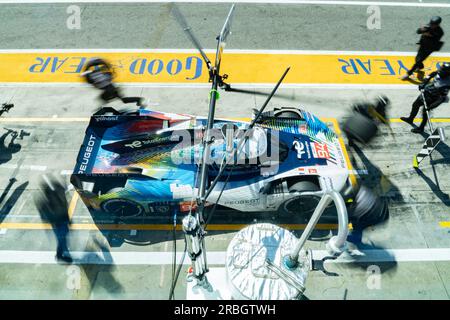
[347,184,389,243]
[81,58,145,107]
[342,96,391,147]
[402,16,444,80]
[34,174,72,263]
[401,62,450,133]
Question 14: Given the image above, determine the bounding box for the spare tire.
[348,185,389,230]
[342,113,378,144]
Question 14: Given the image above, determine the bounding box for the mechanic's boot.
[346,229,363,244]
[411,127,424,134]
[400,117,413,124]
[56,250,73,264]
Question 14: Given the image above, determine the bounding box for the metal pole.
[198,75,219,205]
[203,67,291,202]
[284,190,349,269]
[326,191,349,256]
[421,90,434,133]
[289,194,332,262]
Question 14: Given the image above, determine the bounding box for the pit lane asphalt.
[0,1,450,51]
[0,1,450,300]
[0,86,450,299]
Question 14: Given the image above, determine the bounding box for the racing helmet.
[375,95,390,111]
[438,62,450,78]
[430,16,442,25]
[82,58,114,88]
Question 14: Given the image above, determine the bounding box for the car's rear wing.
[72,111,179,176]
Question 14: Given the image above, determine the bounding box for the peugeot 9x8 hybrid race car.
[70,106,352,218]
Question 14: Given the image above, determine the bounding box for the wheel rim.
[283,195,320,216]
[101,199,143,217]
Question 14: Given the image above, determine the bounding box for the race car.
[70,105,353,219]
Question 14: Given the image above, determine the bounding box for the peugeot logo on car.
[78,134,96,174]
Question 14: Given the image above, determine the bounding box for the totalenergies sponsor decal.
[293,140,330,160]
[0,51,449,84]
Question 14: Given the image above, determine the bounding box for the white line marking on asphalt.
[15,196,28,216]
[1,248,450,265]
[1,48,450,56]
[0,82,421,89]
[159,242,169,288]
[0,1,449,9]
[0,164,47,171]
[0,215,44,218]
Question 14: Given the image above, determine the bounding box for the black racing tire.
[275,111,302,119]
[348,185,389,230]
[280,181,321,217]
[342,113,378,144]
[100,188,144,218]
[101,198,144,218]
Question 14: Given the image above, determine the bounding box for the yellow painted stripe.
[2,51,450,84]
[439,222,450,228]
[390,118,450,123]
[329,118,357,187]
[0,222,350,231]
[68,192,79,221]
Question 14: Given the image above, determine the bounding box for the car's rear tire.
[100,188,144,218]
[101,198,144,217]
[280,181,321,218]
[342,113,378,144]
